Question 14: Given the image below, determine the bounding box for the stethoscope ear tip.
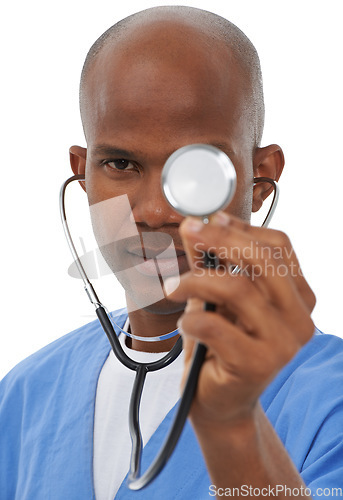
[253,177,279,227]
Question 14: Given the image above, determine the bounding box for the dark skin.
[70,15,316,497]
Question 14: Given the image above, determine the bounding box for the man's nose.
[131,170,183,229]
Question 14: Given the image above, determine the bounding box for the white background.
[0,0,342,379]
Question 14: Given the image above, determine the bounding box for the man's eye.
[106,159,135,171]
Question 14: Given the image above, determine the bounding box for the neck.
[126,298,184,352]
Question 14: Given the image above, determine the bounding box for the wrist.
[190,402,261,447]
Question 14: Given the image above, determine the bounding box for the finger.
[168,270,313,346]
[179,309,307,378]
[165,271,273,338]
[180,218,205,271]
[211,214,316,311]
[179,298,202,367]
[179,213,310,312]
[184,297,203,314]
[178,309,255,367]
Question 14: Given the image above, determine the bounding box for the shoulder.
[263,327,343,405]
[0,308,126,499]
[294,327,342,381]
[262,328,343,484]
[294,326,343,374]
[0,319,100,392]
[0,307,127,397]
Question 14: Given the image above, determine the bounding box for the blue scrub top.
[1,309,343,499]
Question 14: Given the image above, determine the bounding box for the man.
[1,6,342,499]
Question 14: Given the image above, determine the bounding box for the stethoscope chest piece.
[162,144,237,217]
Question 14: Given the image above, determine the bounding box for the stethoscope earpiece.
[253,177,279,227]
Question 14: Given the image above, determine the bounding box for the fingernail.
[183,218,203,232]
[212,211,230,226]
[163,276,180,295]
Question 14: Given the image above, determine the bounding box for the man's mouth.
[128,246,185,259]
[127,247,187,277]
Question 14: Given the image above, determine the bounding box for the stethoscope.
[59,144,279,490]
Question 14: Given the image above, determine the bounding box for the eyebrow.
[91,144,144,160]
[91,142,236,160]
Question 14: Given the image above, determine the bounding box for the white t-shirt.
[93,327,184,500]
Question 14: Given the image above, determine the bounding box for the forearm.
[191,403,311,498]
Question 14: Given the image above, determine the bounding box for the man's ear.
[252,144,284,213]
[69,145,87,193]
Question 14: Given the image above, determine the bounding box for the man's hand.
[164,211,316,428]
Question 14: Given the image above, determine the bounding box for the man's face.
[79,22,255,314]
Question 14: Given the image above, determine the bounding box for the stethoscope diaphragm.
[162,144,237,217]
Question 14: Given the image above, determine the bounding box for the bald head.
[79,6,265,150]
